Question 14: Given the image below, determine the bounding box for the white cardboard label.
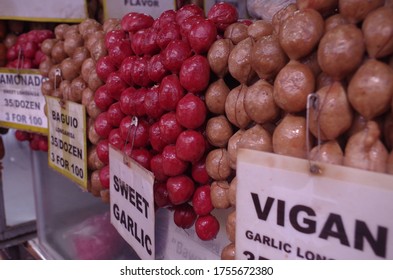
[109,146,155,260]
[0,0,87,22]
[155,208,230,260]
[236,149,393,260]
[0,70,48,134]
[103,0,176,19]
[47,96,87,189]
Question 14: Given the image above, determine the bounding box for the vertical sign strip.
[47,96,87,189]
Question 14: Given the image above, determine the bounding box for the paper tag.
[165,224,221,260]
[103,0,177,20]
[0,69,48,134]
[156,208,230,260]
[236,149,393,260]
[0,0,87,22]
[46,96,87,189]
[109,146,155,260]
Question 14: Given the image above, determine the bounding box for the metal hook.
[122,116,138,165]
[16,46,23,76]
[53,68,65,108]
[306,93,322,175]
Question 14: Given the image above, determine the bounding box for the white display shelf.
[31,151,230,260]
[0,130,37,247]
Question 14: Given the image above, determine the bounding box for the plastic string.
[122,116,138,165]
[16,47,23,76]
[53,68,66,108]
[306,93,322,175]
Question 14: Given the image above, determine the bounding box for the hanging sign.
[46,96,88,189]
[102,0,177,20]
[109,146,155,260]
[0,0,87,22]
[0,69,48,134]
[236,149,393,260]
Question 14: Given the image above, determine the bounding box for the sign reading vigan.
[236,149,393,260]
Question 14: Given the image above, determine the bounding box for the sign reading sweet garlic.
[109,146,155,260]
[236,149,393,260]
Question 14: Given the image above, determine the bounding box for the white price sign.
[109,146,155,260]
[236,149,393,260]
[47,96,87,188]
[0,69,48,134]
[0,0,87,22]
[103,0,176,19]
